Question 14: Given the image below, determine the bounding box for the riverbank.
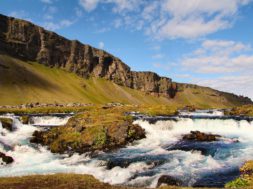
[1,106,253,188]
[227,105,253,117]
[0,103,179,115]
[0,174,221,189]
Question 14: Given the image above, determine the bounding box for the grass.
[228,105,253,116]
[0,54,174,106]
[0,106,94,114]
[34,106,147,153]
[225,178,249,188]
[225,161,253,189]
[0,173,223,189]
[31,105,178,153]
[0,174,133,189]
[0,54,249,109]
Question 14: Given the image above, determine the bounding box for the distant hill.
[0,14,251,107]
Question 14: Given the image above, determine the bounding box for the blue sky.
[0,0,253,99]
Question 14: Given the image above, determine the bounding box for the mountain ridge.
[0,13,252,106]
[0,14,178,98]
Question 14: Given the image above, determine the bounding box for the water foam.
[0,113,252,188]
[29,116,71,126]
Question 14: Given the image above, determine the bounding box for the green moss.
[127,128,136,138]
[225,178,249,188]
[228,105,253,116]
[94,127,107,147]
[0,118,13,131]
[20,115,29,124]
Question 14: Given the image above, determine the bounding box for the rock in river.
[0,118,13,131]
[0,152,14,164]
[183,131,221,142]
[157,175,182,187]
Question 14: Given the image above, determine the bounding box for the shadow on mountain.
[0,54,58,90]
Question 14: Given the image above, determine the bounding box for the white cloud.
[113,19,122,28]
[75,8,83,17]
[152,62,171,71]
[47,6,58,14]
[182,40,253,73]
[151,54,164,59]
[96,27,110,33]
[43,19,75,30]
[179,39,253,99]
[154,16,231,39]
[151,45,161,51]
[41,0,52,4]
[78,0,252,40]
[9,11,32,21]
[151,0,251,39]
[162,0,240,18]
[194,76,253,100]
[98,41,105,49]
[108,0,142,13]
[79,0,100,12]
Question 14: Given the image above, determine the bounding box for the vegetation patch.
[225,161,253,188]
[0,118,13,131]
[30,106,151,154]
[227,105,253,116]
[225,178,249,188]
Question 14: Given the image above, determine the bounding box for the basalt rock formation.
[0,14,176,98]
[0,13,252,104]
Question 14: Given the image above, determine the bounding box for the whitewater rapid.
[0,111,253,187]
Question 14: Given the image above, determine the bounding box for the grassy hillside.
[0,54,249,108]
[0,174,219,189]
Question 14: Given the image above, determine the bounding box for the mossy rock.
[225,178,249,188]
[20,115,29,124]
[228,105,253,116]
[0,118,13,131]
[31,106,146,154]
[226,161,253,188]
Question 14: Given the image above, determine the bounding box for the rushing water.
[0,111,252,188]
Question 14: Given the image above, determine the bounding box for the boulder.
[30,130,45,144]
[0,152,14,164]
[0,118,13,131]
[20,115,29,124]
[157,175,182,187]
[183,131,221,142]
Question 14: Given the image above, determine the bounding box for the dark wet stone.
[20,115,29,124]
[157,175,182,187]
[0,151,14,164]
[0,118,13,131]
[183,131,221,142]
[30,130,45,144]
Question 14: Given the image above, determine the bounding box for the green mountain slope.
[0,54,250,108]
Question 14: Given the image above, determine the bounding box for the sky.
[0,0,253,99]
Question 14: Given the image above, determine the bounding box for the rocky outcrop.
[0,152,14,164]
[0,14,176,98]
[30,106,146,154]
[0,14,252,104]
[157,175,182,187]
[182,131,221,142]
[0,118,13,131]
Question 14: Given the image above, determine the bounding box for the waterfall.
[29,116,71,126]
[0,112,252,188]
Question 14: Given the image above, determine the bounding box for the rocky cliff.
[0,14,176,98]
[0,14,252,104]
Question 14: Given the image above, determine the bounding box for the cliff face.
[0,14,252,105]
[0,14,176,98]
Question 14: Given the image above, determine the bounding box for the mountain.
[0,14,252,107]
